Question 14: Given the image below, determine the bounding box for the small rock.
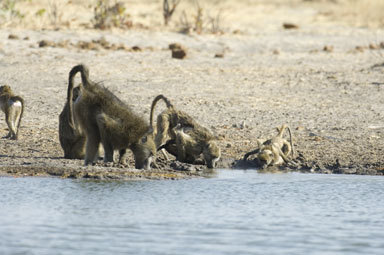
[323,45,334,52]
[272,49,280,55]
[169,43,183,50]
[131,46,142,51]
[8,34,19,40]
[172,48,187,59]
[38,40,55,47]
[283,23,299,29]
[214,53,224,58]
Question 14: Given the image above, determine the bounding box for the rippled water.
[1,170,383,255]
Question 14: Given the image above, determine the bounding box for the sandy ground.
[0,0,384,179]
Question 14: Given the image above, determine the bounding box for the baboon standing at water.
[68,64,156,169]
[0,85,24,140]
[59,86,86,159]
[150,94,221,168]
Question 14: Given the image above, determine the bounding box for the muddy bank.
[0,160,210,180]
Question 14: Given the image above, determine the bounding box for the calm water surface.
[1,170,383,255]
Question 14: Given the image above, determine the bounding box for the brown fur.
[243,124,294,168]
[68,64,156,169]
[150,94,220,168]
[0,85,24,140]
[59,86,86,159]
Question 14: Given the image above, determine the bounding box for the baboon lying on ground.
[59,86,86,159]
[0,85,24,140]
[150,94,220,168]
[68,64,156,169]
[243,124,294,168]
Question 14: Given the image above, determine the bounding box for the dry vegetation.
[1,0,383,31]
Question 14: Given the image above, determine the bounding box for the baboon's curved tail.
[67,64,90,129]
[277,124,294,158]
[149,94,173,127]
[285,126,294,158]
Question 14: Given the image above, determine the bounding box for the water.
[1,170,383,255]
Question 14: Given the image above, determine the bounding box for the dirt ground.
[0,0,383,179]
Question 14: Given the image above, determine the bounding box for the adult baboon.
[0,85,24,140]
[59,86,86,159]
[150,94,221,168]
[243,124,294,168]
[68,64,156,169]
[159,124,221,168]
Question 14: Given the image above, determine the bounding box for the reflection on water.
[1,170,384,255]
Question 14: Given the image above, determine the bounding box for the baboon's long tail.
[286,126,295,158]
[149,94,173,127]
[67,64,90,129]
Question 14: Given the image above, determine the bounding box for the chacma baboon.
[159,123,221,168]
[243,124,294,168]
[0,85,24,140]
[68,64,156,169]
[59,85,86,159]
[150,94,221,168]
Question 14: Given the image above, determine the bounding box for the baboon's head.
[203,141,221,168]
[0,85,11,95]
[132,134,156,170]
[257,149,274,169]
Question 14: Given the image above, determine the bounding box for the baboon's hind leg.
[84,130,101,166]
[119,149,128,165]
[5,111,17,140]
[102,141,114,163]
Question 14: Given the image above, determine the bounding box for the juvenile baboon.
[0,85,24,140]
[150,94,221,168]
[59,85,86,159]
[68,64,156,169]
[243,124,294,168]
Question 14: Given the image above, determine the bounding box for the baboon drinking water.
[59,86,86,159]
[159,123,221,168]
[0,85,24,140]
[150,94,220,168]
[67,64,156,169]
[243,124,294,168]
